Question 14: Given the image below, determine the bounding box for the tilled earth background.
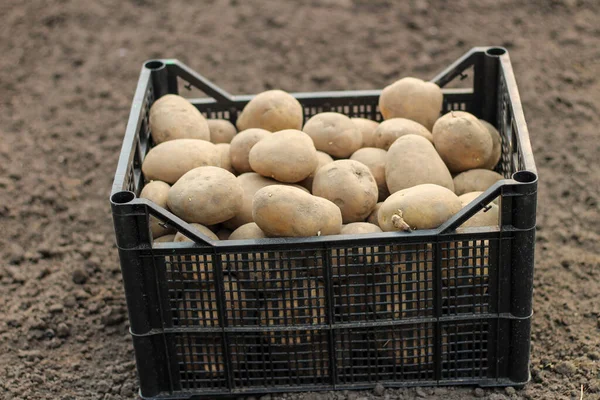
[1,0,599,399]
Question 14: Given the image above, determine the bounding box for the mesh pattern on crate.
[443,100,470,112]
[336,324,435,383]
[175,332,226,390]
[332,243,434,322]
[441,320,489,380]
[229,330,330,388]
[497,72,526,178]
[165,253,221,327]
[302,102,381,121]
[440,239,491,315]
[221,250,326,327]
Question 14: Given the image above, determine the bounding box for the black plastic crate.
[110,47,537,399]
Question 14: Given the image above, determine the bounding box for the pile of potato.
[142,78,503,244]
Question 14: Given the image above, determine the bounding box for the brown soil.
[1,0,599,399]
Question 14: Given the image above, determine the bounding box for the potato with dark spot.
[215,143,236,174]
[142,139,220,184]
[207,119,237,144]
[167,167,243,225]
[374,118,433,150]
[386,134,454,194]
[303,112,363,158]
[298,151,334,192]
[479,119,503,170]
[229,222,267,240]
[223,173,308,230]
[453,169,504,196]
[351,118,379,148]
[236,90,303,132]
[140,180,175,238]
[229,128,271,173]
[149,94,210,144]
[350,147,389,201]
[378,184,461,231]
[312,160,378,223]
[253,186,342,237]
[366,202,383,226]
[432,111,493,173]
[378,77,443,130]
[249,129,318,183]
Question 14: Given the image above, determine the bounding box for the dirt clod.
[373,383,385,397]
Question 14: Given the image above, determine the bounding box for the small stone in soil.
[415,387,427,398]
[505,386,516,395]
[474,387,485,397]
[72,267,88,284]
[555,360,577,376]
[374,383,385,396]
[56,322,70,338]
[49,303,64,313]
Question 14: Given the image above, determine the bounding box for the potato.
[366,202,383,226]
[432,111,493,173]
[340,222,382,236]
[453,169,504,196]
[351,117,379,148]
[378,184,461,231]
[168,167,243,225]
[298,151,334,192]
[216,228,231,240]
[174,223,219,242]
[373,118,433,150]
[214,143,236,174]
[223,173,308,230]
[236,90,303,132]
[302,112,362,158]
[458,192,500,228]
[140,180,176,238]
[336,223,382,269]
[142,139,220,184]
[153,234,176,244]
[385,134,454,194]
[249,129,318,183]
[207,119,237,144]
[253,186,342,237]
[378,77,443,130]
[229,222,266,240]
[175,276,246,375]
[149,94,210,144]
[350,148,389,201]
[312,160,378,223]
[479,119,503,170]
[229,128,271,173]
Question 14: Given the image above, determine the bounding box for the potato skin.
[167,166,243,225]
[432,111,493,173]
[374,118,433,150]
[351,118,379,148]
[312,160,378,223]
[340,222,382,235]
[378,77,443,131]
[479,119,503,170]
[458,194,499,228]
[303,112,363,158]
[298,151,334,192]
[453,169,504,196]
[229,222,266,240]
[153,233,176,244]
[366,202,383,226]
[386,134,454,194]
[223,172,308,230]
[253,186,342,237]
[249,129,318,183]
[229,128,271,173]
[378,184,461,231]
[174,223,220,242]
[140,180,175,238]
[215,143,236,174]
[142,139,220,184]
[350,147,389,201]
[149,94,210,144]
[207,119,237,144]
[236,90,303,132]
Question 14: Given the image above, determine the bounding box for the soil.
[1,0,599,399]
